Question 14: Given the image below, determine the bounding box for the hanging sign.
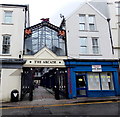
[92,65,102,72]
[24,29,32,38]
[58,30,66,39]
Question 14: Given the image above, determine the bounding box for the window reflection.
[24,26,65,56]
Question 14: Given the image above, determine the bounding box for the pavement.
[1,86,120,107]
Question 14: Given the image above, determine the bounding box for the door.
[21,68,34,101]
[76,74,87,97]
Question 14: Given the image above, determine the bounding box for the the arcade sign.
[25,59,65,67]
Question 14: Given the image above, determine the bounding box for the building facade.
[90,0,120,59]
[0,4,30,102]
[64,2,120,98]
[0,2,120,102]
[106,0,120,86]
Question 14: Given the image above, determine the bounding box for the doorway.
[76,74,87,97]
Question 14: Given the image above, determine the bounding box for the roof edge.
[87,2,107,20]
[66,2,107,21]
[0,4,29,8]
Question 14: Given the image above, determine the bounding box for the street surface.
[1,101,120,116]
[1,86,120,116]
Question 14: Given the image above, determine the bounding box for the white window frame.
[92,37,99,54]
[88,15,96,31]
[79,14,86,30]
[2,34,11,54]
[115,2,120,15]
[4,11,13,24]
[80,37,87,54]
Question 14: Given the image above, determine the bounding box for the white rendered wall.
[66,3,117,59]
[0,6,27,59]
[0,69,21,102]
[107,1,120,58]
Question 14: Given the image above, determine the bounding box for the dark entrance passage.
[21,67,68,101]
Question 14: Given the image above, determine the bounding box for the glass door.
[76,74,87,97]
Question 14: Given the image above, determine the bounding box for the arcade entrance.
[22,18,68,101]
[21,67,68,101]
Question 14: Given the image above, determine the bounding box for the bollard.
[11,90,19,102]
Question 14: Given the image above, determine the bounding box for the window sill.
[1,54,11,56]
[79,54,102,56]
[2,23,14,25]
[115,15,120,17]
[79,30,99,32]
[114,46,120,49]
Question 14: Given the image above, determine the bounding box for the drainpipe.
[64,19,68,56]
[107,18,114,54]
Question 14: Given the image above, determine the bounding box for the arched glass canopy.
[24,21,66,56]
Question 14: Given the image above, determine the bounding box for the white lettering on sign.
[92,65,102,72]
[25,59,65,67]
[35,60,57,64]
[13,93,18,97]
[33,60,63,65]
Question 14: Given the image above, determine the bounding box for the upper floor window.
[79,14,96,31]
[2,35,11,54]
[115,2,120,15]
[80,37,87,54]
[92,37,99,54]
[4,11,12,24]
[79,14,86,30]
[88,15,96,31]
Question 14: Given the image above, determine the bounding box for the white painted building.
[90,0,120,60]
[66,2,116,60]
[0,4,30,102]
[63,2,120,98]
[107,0,120,66]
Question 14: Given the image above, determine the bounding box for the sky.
[0,0,90,26]
[0,0,117,26]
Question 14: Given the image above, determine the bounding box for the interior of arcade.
[21,67,68,100]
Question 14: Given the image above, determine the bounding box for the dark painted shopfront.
[65,59,120,99]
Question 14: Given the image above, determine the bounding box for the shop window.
[101,72,114,90]
[88,73,101,90]
[2,35,11,54]
[4,11,12,24]
[80,37,87,54]
[87,72,114,90]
